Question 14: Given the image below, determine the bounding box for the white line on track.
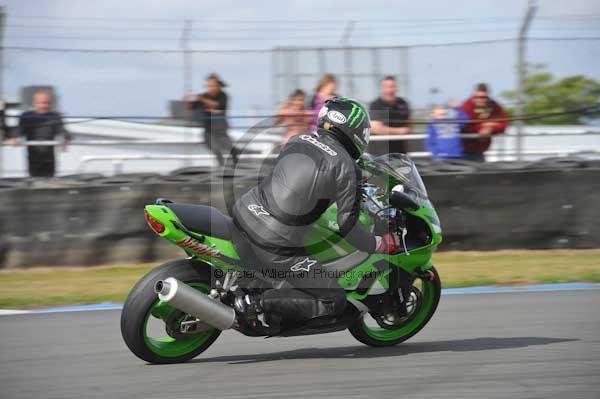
[1,283,599,316]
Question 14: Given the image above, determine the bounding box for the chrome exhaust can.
[154,277,235,330]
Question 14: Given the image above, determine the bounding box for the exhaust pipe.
[154,277,236,330]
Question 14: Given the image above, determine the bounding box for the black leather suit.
[232,129,377,321]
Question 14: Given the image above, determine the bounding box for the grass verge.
[0,249,599,308]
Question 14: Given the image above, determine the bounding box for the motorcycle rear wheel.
[120,259,221,364]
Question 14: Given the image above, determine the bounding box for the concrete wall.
[0,167,598,268]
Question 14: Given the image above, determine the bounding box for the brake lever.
[401,226,409,256]
[396,213,410,256]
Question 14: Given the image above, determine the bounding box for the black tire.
[120,259,221,364]
[348,266,442,347]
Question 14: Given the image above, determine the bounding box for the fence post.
[341,21,356,97]
[0,6,5,178]
[271,49,279,108]
[516,0,537,161]
[400,47,410,99]
[180,20,193,167]
[371,47,381,94]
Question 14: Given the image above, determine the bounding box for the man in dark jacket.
[369,76,411,155]
[186,73,238,166]
[460,83,508,162]
[12,91,71,177]
[0,101,7,140]
[232,97,400,323]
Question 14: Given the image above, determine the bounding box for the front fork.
[383,261,436,317]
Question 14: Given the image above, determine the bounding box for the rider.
[232,97,400,324]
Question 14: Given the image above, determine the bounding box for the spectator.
[426,103,467,160]
[369,75,411,154]
[460,83,508,162]
[186,73,238,166]
[0,100,6,140]
[274,89,312,146]
[11,91,71,177]
[310,74,337,131]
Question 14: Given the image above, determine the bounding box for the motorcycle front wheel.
[348,266,441,347]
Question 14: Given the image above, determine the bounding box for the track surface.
[1,290,599,399]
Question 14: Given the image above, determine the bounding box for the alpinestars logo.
[300,135,337,156]
[290,257,317,272]
[248,204,270,216]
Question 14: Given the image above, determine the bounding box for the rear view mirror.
[389,190,419,210]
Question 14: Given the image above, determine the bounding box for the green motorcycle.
[121,153,443,364]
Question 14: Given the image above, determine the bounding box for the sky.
[2,0,600,122]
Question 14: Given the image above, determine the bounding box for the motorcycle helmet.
[317,96,371,158]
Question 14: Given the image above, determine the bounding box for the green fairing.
[307,204,373,261]
[144,205,241,261]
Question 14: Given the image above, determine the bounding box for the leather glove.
[375,233,401,254]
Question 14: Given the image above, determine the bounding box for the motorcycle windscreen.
[361,153,429,201]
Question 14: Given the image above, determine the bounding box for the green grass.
[0,249,599,308]
[433,249,600,287]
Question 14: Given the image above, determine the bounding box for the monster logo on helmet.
[317,96,371,158]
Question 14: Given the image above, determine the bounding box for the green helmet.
[317,97,371,157]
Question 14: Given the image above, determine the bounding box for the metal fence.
[2,13,600,176]
[4,37,599,117]
[272,46,410,101]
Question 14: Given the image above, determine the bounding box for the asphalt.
[0,290,599,399]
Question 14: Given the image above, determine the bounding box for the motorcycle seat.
[162,202,233,240]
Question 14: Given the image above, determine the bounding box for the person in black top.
[368,76,411,154]
[11,91,71,177]
[0,101,7,141]
[186,73,238,166]
[232,97,401,325]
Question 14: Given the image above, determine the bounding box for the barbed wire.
[5,28,600,43]
[528,36,600,41]
[4,37,599,54]
[7,14,600,24]
[3,31,521,42]
[2,45,270,54]
[4,22,600,35]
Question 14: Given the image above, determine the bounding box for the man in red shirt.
[460,83,508,162]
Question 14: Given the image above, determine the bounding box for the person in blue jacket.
[426,103,467,160]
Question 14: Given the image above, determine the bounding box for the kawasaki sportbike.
[121,153,442,364]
